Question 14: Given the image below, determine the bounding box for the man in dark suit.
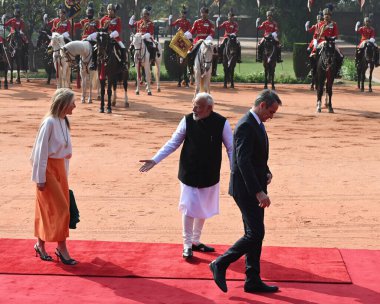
[209,89,282,293]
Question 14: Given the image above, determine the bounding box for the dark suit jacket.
[229,111,271,200]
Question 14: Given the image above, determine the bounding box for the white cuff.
[87,32,98,41]
[272,32,278,39]
[129,16,135,26]
[184,31,192,39]
[369,38,375,43]
[313,39,317,48]
[305,21,310,31]
[62,32,70,39]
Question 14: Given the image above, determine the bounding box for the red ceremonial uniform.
[171,18,191,33]
[51,18,71,34]
[130,19,155,36]
[317,21,338,44]
[4,17,28,42]
[100,15,122,42]
[75,18,100,39]
[357,26,375,46]
[218,20,238,37]
[190,19,215,43]
[257,20,278,36]
[307,21,323,49]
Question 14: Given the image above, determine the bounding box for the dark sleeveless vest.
[178,112,226,188]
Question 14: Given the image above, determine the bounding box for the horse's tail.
[200,77,205,91]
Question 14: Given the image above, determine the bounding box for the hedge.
[293,43,309,79]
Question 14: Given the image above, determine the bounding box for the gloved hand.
[62,32,70,39]
[313,38,317,48]
[256,18,260,28]
[305,21,310,31]
[355,21,360,32]
[272,32,278,39]
[110,30,119,39]
[1,14,7,24]
[369,37,376,44]
[205,35,213,41]
[142,32,151,40]
[168,15,173,23]
[184,31,192,39]
[129,15,135,26]
[43,13,48,24]
[216,17,221,27]
[87,32,98,41]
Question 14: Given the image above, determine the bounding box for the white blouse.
[30,116,72,183]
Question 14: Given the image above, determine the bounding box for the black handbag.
[69,189,80,229]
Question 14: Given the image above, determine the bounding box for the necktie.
[260,122,268,149]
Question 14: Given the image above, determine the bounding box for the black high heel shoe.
[34,244,53,261]
[55,248,78,265]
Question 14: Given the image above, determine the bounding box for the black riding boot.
[120,48,127,71]
[130,45,135,67]
[154,41,160,58]
[256,43,263,62]
[355,48,361,67]
[375,48,380,67]
[218,41,225,64]
[90,44,97,70]
[237,43,242,63]
[277,45,283,63]
[335,53,344,79]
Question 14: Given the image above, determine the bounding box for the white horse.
[60,40,99,104]
[50,33,70,89]
[193,39,214,96]
[132,33,162,95]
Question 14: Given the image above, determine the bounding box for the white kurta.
[152,116,233,219]
[30,116,72,183]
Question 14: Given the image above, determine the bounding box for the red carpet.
[0,249,379,304]
[0,239,351,283]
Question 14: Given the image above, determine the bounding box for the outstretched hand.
[139,159,156,172]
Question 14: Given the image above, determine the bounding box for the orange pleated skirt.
[34,158,70,242]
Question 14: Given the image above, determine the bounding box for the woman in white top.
[30,88,77,265]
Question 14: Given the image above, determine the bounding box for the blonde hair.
[43,88,74,129]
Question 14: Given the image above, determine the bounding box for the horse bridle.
[97,32,110,64]
[133,35,147,63]
[197,41,213,73]
[319,40,336,71]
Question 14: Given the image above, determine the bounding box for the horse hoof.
[107,108,112,114]
[157,88,161,92]
[135,91,139,95]
[264,86,268,89]
[112,101,116,106]
[360,88,364,92]
[16,80,21,84]
[223,85,227,88]
[88,100,93,104]
[369,88,373,93]
[81,100,85,104]
[125,102,130,108]
[310,86,314,91]
[230,85,235,89]
[99,108,105,113]
[148,92,152,96]
[329,108,334,113]
[27,79,30,83]
[4,85,8,89]
[177,83,181,87]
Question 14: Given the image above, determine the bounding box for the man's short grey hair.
[194,92,214,106]
[254,89,282,107]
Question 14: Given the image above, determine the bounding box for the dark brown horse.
[96,30,129,113]
[316,37,337,113]
[356,40,375,93]
[8,29,29,84]
[0,42,10,89]
[262,34,277,90]
[222,34,238,89]
[35,28,54,85]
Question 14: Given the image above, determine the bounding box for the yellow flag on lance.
[169,29,192,58]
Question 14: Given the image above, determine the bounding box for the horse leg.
[16,57,21,84]
[80,68,86,104]
[368,65,373,92]
[99,79,106,113]
[135,61,140,95]
[156,59,161,92]
[264,66,268,89]
[360,68,365,92]
[271,67,275,91]
[231,67,235,89]
[326,76,334,113]
[112,78,117,106]
[146,62,152,95]
[316,76,324,113]
[106,80,112,113]
[223,65,228,88]
[123,72,129,108]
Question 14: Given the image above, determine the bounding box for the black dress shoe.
[182,248,193,259]
[192,243,215,252]
[209,260,227,293]
[244,282,279,293]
